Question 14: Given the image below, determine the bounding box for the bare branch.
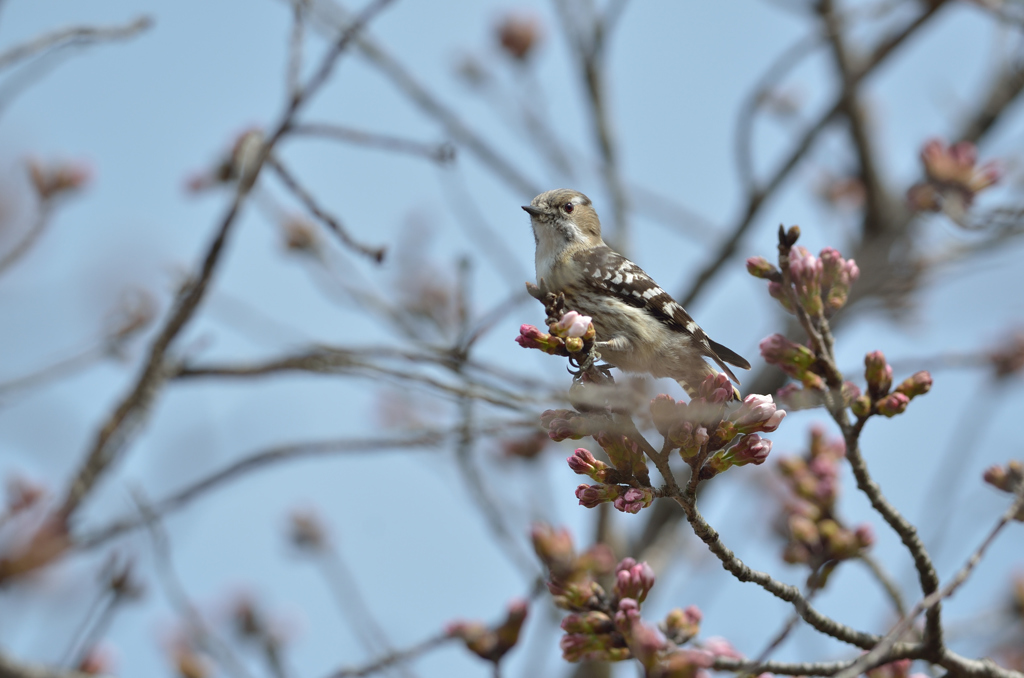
[833,491,1024,678]
[74,421,532,551]
[0,16,152,72]
[290,123,454,164]
[324,633,453,678]
[53,0,397,522]
[678,1,949,309]
[0,651,107,678]
[267,155,387,261]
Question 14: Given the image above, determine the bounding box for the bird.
[522,188,750,399]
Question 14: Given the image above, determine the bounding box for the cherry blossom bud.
[851,394,872,418]
[703,636,743,659]
[746,256,779,280]
[659,648,715,678]
[564,336,584,353]
[561,611,614,635]
[540,409,588,441]
[876,392,909,417]
[854,523,875,548]
[864,350,892,398]
[531,523,575,579]
[983,460,1023,493]
[820,247,860,313]
[789,246,824,316]
[768,281,795,313]
[760,334,815,373]
[27,157,92,201]
[895,371,932,399]
[551,311,593,339]
[575,483,619,509]
[661,605,702,645]
[698,372,735,405]
[614,558,656,603]
[567,449,612,483]
[612,487,654,514]
[496,13,541,61]
[731,394,787,434]
[650,394,680,437]
[516,324,566,355]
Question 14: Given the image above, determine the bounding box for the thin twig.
[53,0,397,522]
[133,492,256,678]
[287,0,305,100]
[0,16,152,72]
[266,155,386,261]
[0,202,54,276]
[832,491,1024,678]
[324,633,453,678]
[299,0,540,197]
[74,421,531,551]
[0,651,105,678]
[291,123,454,163]
[858,552,908,619]
[677,1,948,309]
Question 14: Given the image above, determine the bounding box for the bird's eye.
[563,203,574,213]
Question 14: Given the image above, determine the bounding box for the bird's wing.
[576,247,750,381]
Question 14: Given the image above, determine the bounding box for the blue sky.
[1,1,1022,677]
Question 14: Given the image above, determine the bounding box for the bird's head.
[522,189,603,256]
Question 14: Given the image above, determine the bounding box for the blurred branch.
[0,16,152,72]
[53,0,397,523]
[287,0,305,99]
[820,0,894,237]
[0,652,104,678]
[859,552,908,619]
[678,0,949,309]
[0,203,53,277]
[554,0,631,252]
[134,493,256,678]
[312,544,413,677]
[832,408,944,656]
[291,123,455,163]
[301,0,541,197]
[833,489,1024,678]
[324,633,453,678]
[267,155,387,261]
[735,34,823,194]
[175,350,540,411]
[75,421,533,551]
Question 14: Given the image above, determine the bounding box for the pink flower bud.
[864,350,892,397]
[895,370,932,399]
[876,392,909,417]
[746,256,779,279]
[567,448,612,482]
[614,558,656,603]
[612,487,654,514]
[768,281,795,313]
[575,483,620,509]
[854,523,875,548]
[731,393,787,434]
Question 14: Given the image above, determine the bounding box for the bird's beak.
[521,205,543,216]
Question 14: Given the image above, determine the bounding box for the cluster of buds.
[650,374,786,480]
[776,428,875,567]
[565,428,654,514]
[983,460,1024,521]
[907,138,1000,218]
[849,351,932,419]
[760,334,825,391]
[27,157,91,201]
[747,241,859,319]
[447,599,529,665]
[533,524,713,675]
[517,309,596,356]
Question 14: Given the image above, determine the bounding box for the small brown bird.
[523,188,750,398]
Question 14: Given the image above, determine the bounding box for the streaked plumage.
[523,188,750,397]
